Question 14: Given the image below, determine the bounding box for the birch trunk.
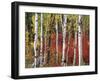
[78,15,83,66]
[33,13,38,68]
[62,15,67,66]
[73,31,77,65]
[40,13,43,67]
[55,19,58,64]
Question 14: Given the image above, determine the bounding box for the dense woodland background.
[25,13,89,68]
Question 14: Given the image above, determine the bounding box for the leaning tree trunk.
[78,15,83,66]
[40,13,43,67]
[61,15,67,66]
[33,13,38,68]
[55,18,58,64]
[73,31,77,65]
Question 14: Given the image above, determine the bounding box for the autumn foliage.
[25,13,90,68]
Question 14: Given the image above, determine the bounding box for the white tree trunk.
[55,19,58,64]
[33,13,38,68]
[78,15,83,66]
[73,31,77,65]
[62,15,67,66]
[40,13,43,67]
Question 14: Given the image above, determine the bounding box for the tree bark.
[33,13,38,68]
[47,15,51,65]
[44,27,47,65]
[61,15,67,66]
[66,32,70,65]
[73,31,77,65]
[78,15,83,66]
[55,18,58,64]
[40,13,43,67]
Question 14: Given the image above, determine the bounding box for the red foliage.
[82,33,89,64]
[58,33,63,54]
[44,32,89,66]
[67,36,74,65]
[50,33,56,53]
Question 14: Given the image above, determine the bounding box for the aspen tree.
[62,15,67,66]
[33,13,38,67]
[40,13,43,67]
[78,15,83,66]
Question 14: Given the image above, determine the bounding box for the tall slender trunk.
[40,13,43,67]
[44,27,47,65]
[62,15,67,66]
[55,18,58,64]
[66,32,70,65]
[47,15,51,65]
[47,32,51,65]
[33,13,38,68]
[73,31,77,65]
[78,15,83,66]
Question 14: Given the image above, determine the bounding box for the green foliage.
[81,15,90,32]
[38,14,41,37]
[25,13,89,41]
[67,14,78,32]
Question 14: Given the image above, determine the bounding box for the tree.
[46,14,52,65]
[78,15,83,66]
[55,15,59,64]
[33,13,38,67]
[73,31,77,65]
[61,14,67,66]
[81,15,90,65]
[72,15,78,66]
[43,13,48,65]
[39,13,43,67]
